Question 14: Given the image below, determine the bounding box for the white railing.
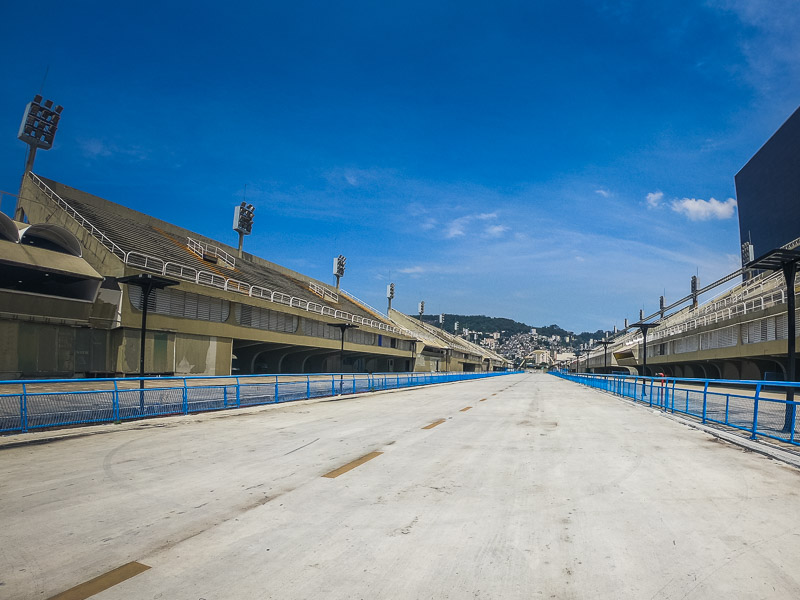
[309,281,339,302]
[339,288,388,318]
[29,173,127,261]
[187,237,235,269]
[29,173,405,335]
[650,285,791,343]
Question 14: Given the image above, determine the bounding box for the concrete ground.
[2,373,800,599]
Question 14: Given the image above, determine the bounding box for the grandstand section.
[3,173,420,378]
[3,173,511,379]
[388,309,510,371]
[578,265,800,380]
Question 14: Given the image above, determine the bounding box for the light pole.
[746,248,800,433]
[16,95,63,220]
[118,274,179,412]
[598,339,613,373]
[327,322,359,394]
[634,323,658,377]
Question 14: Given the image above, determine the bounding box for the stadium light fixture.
[418,300,424,320]
[15,95,64,220]
[333,255,346,289]
[387,282,395,311]
[233,201,255,258]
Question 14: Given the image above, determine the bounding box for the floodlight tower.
[387,282,395,312]
[15,94,63,220]
[418,300,425,320]
[333,255,346,289]
[233,201,255,258]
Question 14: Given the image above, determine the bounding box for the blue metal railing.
[551,371,799,447]
[0,370,520,435]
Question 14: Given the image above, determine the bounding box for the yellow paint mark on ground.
[323,451,383,478]
[48,562,151,600]
[422,419,446,430]
[460,406,472,412]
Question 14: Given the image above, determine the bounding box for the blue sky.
[2,0,799,332]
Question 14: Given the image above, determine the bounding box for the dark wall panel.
[735,106,800,257]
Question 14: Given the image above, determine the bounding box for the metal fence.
[0,370,518,435]
[552,371,799,447]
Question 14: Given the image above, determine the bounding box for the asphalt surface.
[2,373,800,599]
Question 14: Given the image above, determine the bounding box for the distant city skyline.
[2,1,799,332]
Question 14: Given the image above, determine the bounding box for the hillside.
[414,314,607,346]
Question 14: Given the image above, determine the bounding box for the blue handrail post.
[331,375,335,397]
[702,381,709,424]
[182,378,189,414]
[274,376,279,404]
[352,374,355,394]
[306,375,311,399]
[725,394,730,425]
[235,377,241,408]
[648,378,653,407]
[113,380,120,423]
[671,379,676,413]
[632,378,637,402]
[751,383,762,440]
[791,399,797,444]
[21,383,28,433]
[223,384,228,408]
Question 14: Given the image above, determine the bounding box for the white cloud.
[80,138,113,158]
[595,188,611,198]
[446,217,469,238]
[670,197,737,221]
[398,265,426,274]
[445,212,501,238]
[646,191,664,208]
[420,218,437,231]
[485,224,509,238]
[79,138,149,161]
[712,0,800,100]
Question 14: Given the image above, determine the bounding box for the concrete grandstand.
[0,172,510,379]
[580,263,800,380]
